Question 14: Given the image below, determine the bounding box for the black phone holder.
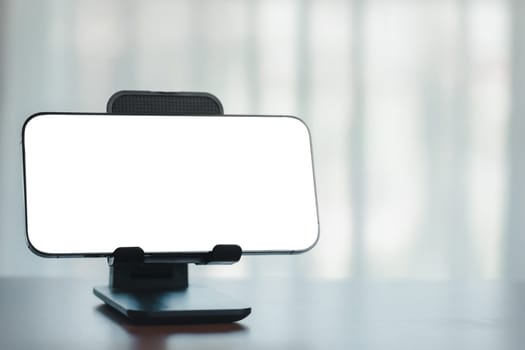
[93,245,250,324]
[93,91,250,324]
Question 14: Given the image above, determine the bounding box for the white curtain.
[0,0,520,280]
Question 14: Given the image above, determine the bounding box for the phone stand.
[94,91,249,324]
[93,245,251,324]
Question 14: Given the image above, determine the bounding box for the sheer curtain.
[0,0,519,280]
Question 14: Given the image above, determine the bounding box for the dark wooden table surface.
[1,277,524,349]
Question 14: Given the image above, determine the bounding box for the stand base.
[93,286,251,324]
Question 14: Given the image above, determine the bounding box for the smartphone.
[22,113,319,257]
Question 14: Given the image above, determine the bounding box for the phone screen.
[22,113,319,256]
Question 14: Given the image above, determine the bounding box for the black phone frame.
[92,91,250,324]
[21,90,320,323]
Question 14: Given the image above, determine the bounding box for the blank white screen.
[23,114,319,255]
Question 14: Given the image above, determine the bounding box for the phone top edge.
[24,112,305,119]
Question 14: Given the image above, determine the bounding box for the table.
[1,277,524,349]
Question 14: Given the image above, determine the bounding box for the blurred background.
[0,0,523,281]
